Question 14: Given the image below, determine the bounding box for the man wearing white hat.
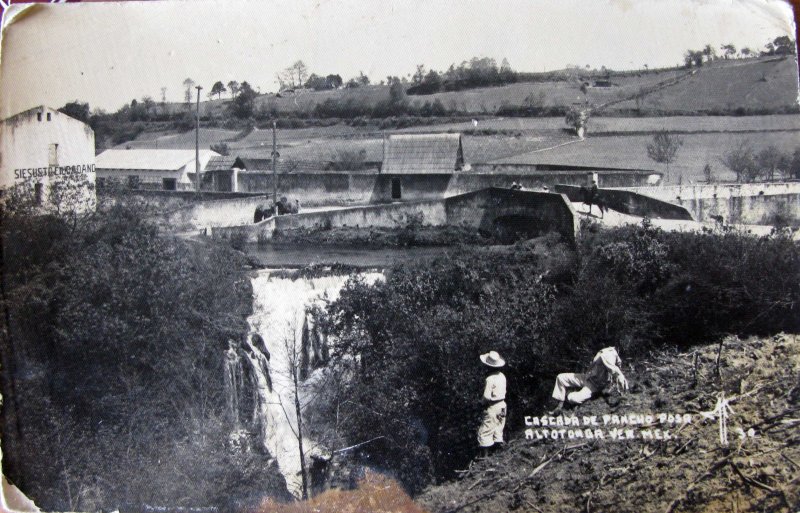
[550,346,628,412]
[478,350,507,456]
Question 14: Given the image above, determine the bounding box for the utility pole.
[195,85,203,196]
[271,121,278,216]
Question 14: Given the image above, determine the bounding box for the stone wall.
[554,185,694,220]
[615,183,800,224]
[212,200,447,243]
[210,188,579,243]
[444,188,580,241]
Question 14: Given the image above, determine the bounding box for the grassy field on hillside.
[495,130,800,183]
[397,114,800,134]
[613,57,799,113]
[117,128,240,149]
[156,57,798,119]
[112,114,800,185]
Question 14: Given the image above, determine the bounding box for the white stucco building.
[95,149,219,191]
[0,106,96,210]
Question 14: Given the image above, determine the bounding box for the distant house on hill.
[95,149,219,191]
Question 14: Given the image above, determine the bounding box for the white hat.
[480,351,505,368]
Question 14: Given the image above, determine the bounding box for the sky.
[0,0,796,115]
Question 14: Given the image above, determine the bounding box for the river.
[244,243,454,268]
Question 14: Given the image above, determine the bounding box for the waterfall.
[231,270,381,498]
[224,340,243,427]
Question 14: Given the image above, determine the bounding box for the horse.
[253,204,274,223]
[579,184,606,219]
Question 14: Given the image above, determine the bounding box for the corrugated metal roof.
[382,133,463,174]
[96,149,219,170]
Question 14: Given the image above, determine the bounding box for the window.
[391,178,402,200]
[162,178,177,191]
[48,143,59,166]
[36,113,42,122]
[46,112,52,121]
[34,183,44,205]
[127,175,140,189]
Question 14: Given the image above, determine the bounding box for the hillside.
[613,57,800,114]
[113,114,800,185]
[178,57,797,116]
[239,333,800,513]
[418,333,800,513]
[152,57,798,120]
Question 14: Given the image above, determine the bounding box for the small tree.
[646,130,683,181]
[702,163,715,183]
[210,142,230,156]
[289,60,309,87]
[278,319,309,500]
[210,81,227,100]
[790,147,800,179]
[702,44,716,62]
[231,81,257,119]
[565,107,589,138]
[720,141,759,182]
[58,101,91,123]
[721,44,736,59]
[757,145,784,181]
[227,80,240,98]
[183,78,196,103]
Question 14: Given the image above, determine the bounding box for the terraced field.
[495,130,800,183]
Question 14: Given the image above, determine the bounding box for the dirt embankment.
[418,334,800,513]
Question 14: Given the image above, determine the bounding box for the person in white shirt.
[477,351,507,456]
[550,347,628,412]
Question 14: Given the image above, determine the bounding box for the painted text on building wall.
[14,164,95,181]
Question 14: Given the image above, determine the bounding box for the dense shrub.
[0,204,286,510]
[321,246,561,491]
[321,222,800,493]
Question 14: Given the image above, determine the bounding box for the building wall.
[616,183,800,224]
[470,164,660,187]
[0,107,96,210]
[232,170,657,207]
[97,168,190,190]
[166,194,273,228]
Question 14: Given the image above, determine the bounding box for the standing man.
[478,351,507,457]
[550,346,628,413]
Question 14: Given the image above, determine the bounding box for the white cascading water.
[236,270,381,498]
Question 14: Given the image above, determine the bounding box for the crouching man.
[550,346,628,413]
[478,351,507,458]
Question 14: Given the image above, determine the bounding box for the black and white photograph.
[0,0,799,511]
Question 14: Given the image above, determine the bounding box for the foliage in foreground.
[0,204,285,511]
[320,223,800,493]
[253,470,428,513]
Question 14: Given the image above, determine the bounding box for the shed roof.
[382,133,464,174]
[95,149,219,171]
[206,156,247,172]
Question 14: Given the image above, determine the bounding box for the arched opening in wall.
[493,214,545,243]
[391,178,402,200]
